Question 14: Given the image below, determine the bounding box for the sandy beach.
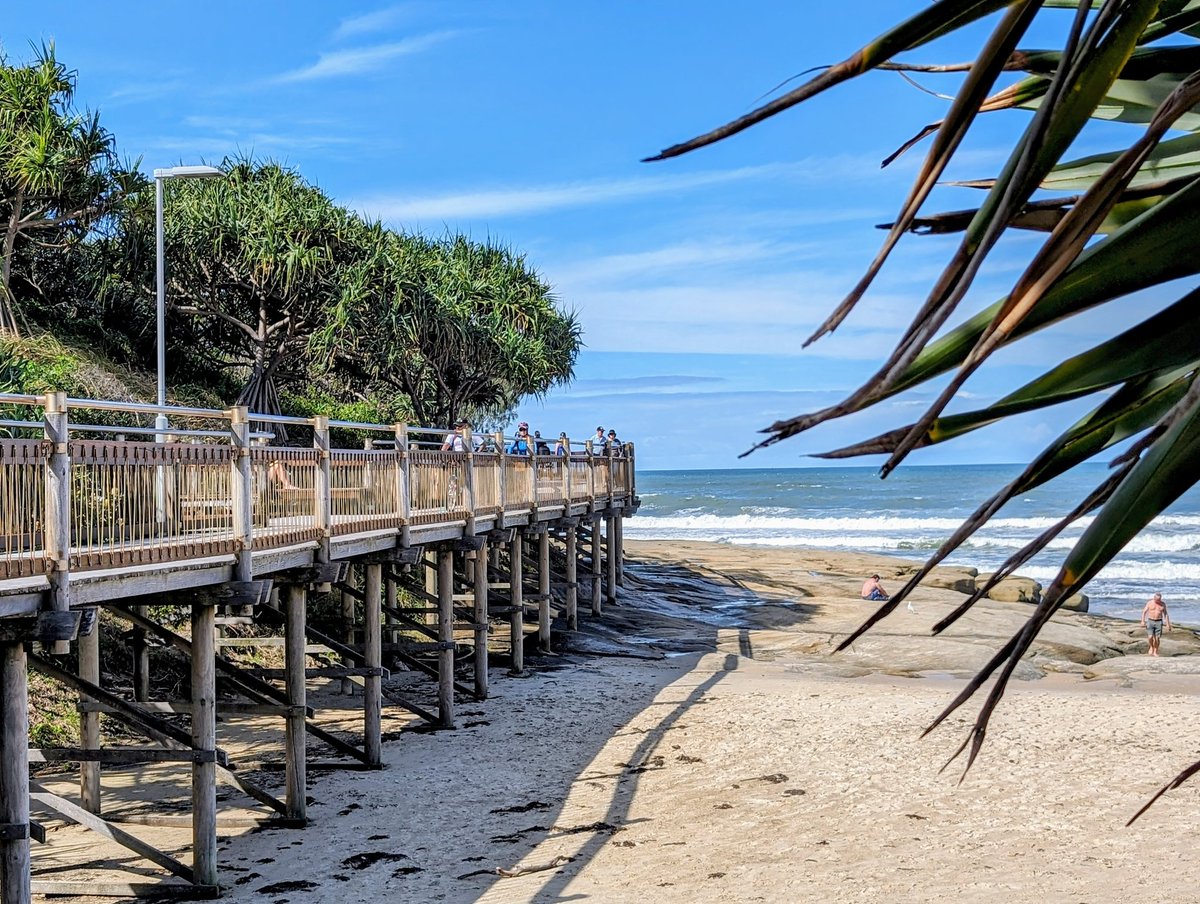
[41,540,1200,903]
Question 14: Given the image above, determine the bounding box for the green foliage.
[28,672,79,749]
[0,44,142,334]
[318,231,582,427]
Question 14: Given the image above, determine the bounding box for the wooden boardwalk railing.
[0,393,634,587]
[0,391,637,902]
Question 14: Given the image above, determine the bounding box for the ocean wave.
[1017,560,1200,583]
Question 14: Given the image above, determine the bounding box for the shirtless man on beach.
[1141,592,1172,656]
[861,574,889,601]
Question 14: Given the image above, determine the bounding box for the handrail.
[0,391,638,585]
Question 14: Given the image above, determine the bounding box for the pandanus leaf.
[643,0,1013,162]
[882,69,1200,475]
[805,0,1046,345]
[834,368,1190,650]
[818,292,1200,459]
[1042,133,1200,191]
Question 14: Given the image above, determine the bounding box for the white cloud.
[274,32,457,83]
[348,153,913,223]
[334,6,411,40]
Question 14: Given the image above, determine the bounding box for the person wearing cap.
[533,430,551,456]
[506,422,533,455]
[606,429,622,456]
[593,426,607,454]
[554,432,568,456]
[441,419,476,453]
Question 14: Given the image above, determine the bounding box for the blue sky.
[6,3,1187,470]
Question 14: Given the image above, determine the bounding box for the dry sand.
[39,541,1200,903]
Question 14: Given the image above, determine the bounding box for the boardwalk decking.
[0,392,638,900]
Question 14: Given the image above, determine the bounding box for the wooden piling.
[606,514,618,607]
[565,523,578,630]
[509,533,524,674]
[131,605,150,702]
[437,548,455,728]
[363,563,383,766]
[78,616,101,814]
[538,529,551,652]
[473,539,489,700]
[0,642,30,904]
[615,515,625,587]
[190,600,218,888]
[591,517,603,616]
[341,580,356,697]
[284,584,307,822]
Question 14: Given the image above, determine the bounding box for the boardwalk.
[0,392,637,900]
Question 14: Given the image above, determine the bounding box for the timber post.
[78,615,101,813]
[313,414,333,568]
[436,547,455,728]
[43,390,71,654]
[591,516,603,616]
[0,641,30,904]
[396,423,412,548]
[473,537,489,700]
[509,531,524,675]
[284,583,308,823]
[565,520,578,630]
[606,514,618,607]
[363,563,383,766]
[230,406,254,583]
[538,527,551,652]
[615,515,625,588]
[191,598,218,889]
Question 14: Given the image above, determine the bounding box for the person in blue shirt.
[506,422,533,455]
[592,425,607,455]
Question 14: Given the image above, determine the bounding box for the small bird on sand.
[907,600,917,614]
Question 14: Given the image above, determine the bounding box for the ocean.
[629,464,1200,627]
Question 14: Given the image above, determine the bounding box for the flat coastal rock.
[979,572,1042,604]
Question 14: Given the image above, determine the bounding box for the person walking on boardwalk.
[442,420,476,452]
[593,425,607,454]
[506,422,533,455]
[1141,592,1172,656]
[861,574,889,601]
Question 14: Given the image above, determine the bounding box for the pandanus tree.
[319,232,581,428]
[159,158,371,439]
[650,0,1200,813]
[0,45,136,335]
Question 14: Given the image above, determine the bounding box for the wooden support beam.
[0,642,30,904]
[591,517,603,616]
[284,584,307,823]
[379,685,439,726]
[565,523,578,630]
[29,782,194,884]
[364,563,383,766]
[134,581,273,609]
[30,748,223,765]
[78,609,101,814]
[606,514,618,607]
[615,515,625,587]
[473,537,489,701]
[31,654,195,752]
[191,600,218,888]
[510,533,524,675]
[538,530,552,652]
[361,545,424,565]
[0,611,79,644]
[30,880,215,899]
[437,548,455,728]
[277,562,348,587]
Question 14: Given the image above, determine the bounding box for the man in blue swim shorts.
[861,574,889,602]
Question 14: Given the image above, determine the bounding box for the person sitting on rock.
[861,574,889,601]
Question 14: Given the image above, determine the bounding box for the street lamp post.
[154,165,224,434]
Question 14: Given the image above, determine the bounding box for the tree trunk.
[1,190,25,336]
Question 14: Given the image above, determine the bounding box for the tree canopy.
[0,44,136,335]
[650,0,1200,810]
[319,231,581,427]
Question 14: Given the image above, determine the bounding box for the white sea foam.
[1018,560,1200,583]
